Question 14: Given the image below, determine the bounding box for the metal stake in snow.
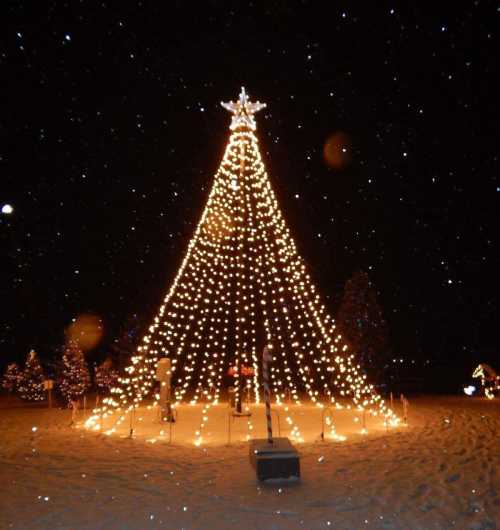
[401,395,409,425]
[262,344,273,443]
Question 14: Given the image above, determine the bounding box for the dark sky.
[1,2,498,382]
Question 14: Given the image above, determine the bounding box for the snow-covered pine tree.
[94,357,118,403]
[59,340,91,416]
[2,362,21,394]
[17,350,45,401]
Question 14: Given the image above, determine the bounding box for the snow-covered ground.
[82,400,393,445]
[1,395,499,529]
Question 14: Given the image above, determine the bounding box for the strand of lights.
[193,154,242,445]
[248,139,300,406]
[241,133,305,441]
[252,139,324,410]
[238,135,305,440]
[85,130,235,433]
[236,132,258,441]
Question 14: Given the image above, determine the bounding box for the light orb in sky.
[66,313,104,351]
[323,131,352,170]
[1,204,14,214]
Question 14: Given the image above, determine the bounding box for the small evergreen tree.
[17,350,45,401]
[2,362,21,394]
[59,340,91,414]
[337,270,389,381]
[94,357,119,402]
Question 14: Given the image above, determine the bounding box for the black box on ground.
[249,437,300,481]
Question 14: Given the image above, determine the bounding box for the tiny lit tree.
[94,358,119,404]
[2,362,21,394]
[59,340,91,417]
[17,350,45,401]
[337,270,389,380]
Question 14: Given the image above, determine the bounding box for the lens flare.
[323,132,352,170]
[67,313,104,351]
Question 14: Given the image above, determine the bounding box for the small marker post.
[129,405,135,438]
[43,379,54,409]
[403,397,409,425]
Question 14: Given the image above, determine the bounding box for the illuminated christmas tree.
[2,362,21,394]
[86,88,397,440]
[94,358,119,397]
[18,350,45,401]
[60,340,91,408]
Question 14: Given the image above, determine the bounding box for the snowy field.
[1,395,499,530]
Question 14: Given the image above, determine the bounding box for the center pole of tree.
[235,137,246,415]
[236,361,243,413]
[262,344,273,443]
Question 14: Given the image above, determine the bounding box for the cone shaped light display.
[85,88,398,442]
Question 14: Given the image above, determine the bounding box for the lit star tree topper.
[221,86,266,131]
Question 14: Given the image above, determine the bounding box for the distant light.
[1,204,13,214]
[464,385,475,396]
[64,34,71,41]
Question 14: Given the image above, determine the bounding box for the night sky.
[2,2,498,387]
